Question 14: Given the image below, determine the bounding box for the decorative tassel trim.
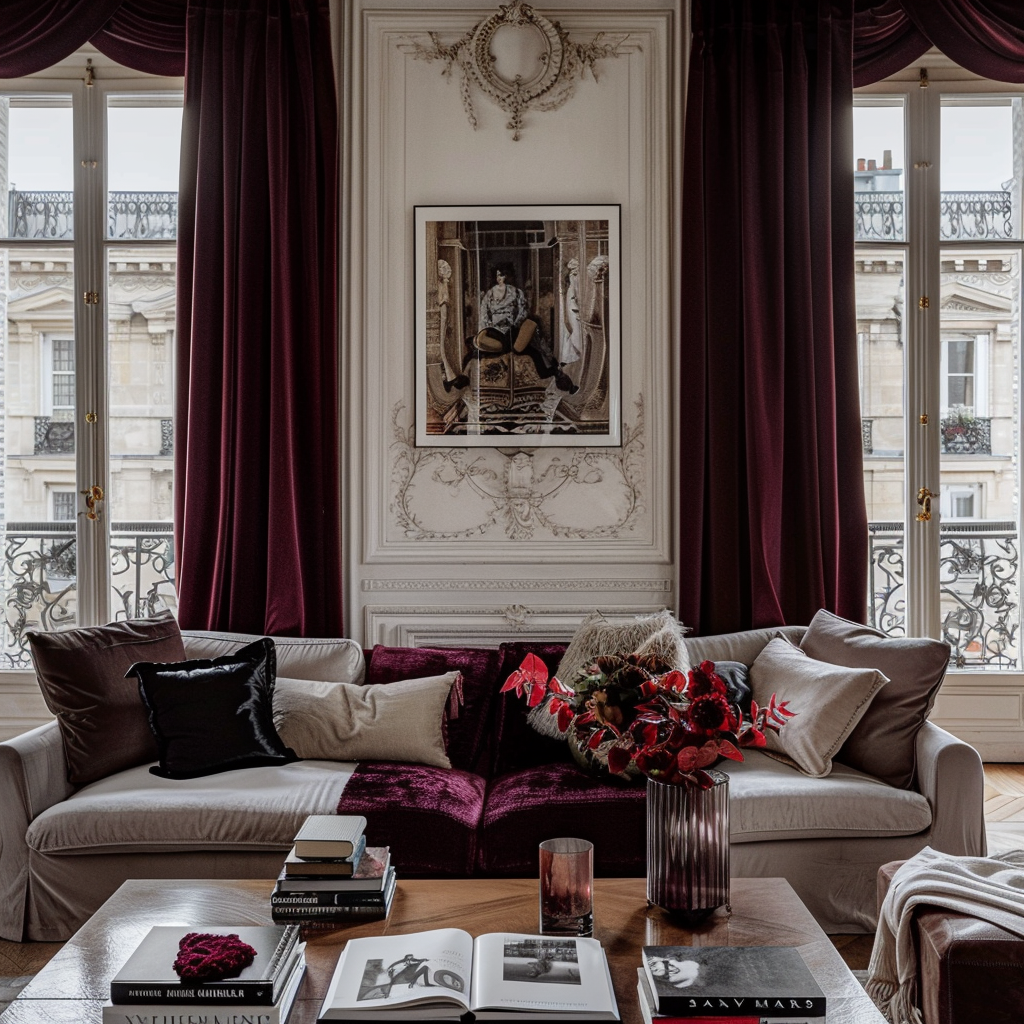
[865,977,924,1024]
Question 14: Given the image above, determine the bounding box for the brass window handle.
[81,485,104,521]
[916,486,934,522]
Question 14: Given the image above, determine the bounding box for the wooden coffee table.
[3,877,885,1023]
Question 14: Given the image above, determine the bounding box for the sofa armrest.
[0,721,73,940]
[914,720,986,857]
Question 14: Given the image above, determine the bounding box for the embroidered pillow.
[749,637,889,778]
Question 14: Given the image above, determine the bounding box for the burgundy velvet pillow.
[28,613,187,785]
[492,641,572,776]
[365,645,501,775]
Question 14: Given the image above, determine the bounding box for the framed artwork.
[414,204,621,446]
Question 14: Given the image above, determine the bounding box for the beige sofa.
[0,625,988,941]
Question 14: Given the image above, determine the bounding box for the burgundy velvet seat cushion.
[492,641,572,775]
[365,645,501,776]
[336,761,486,877]
[479,762,646,877]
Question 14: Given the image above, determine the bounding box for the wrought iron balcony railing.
[1,521,175,669]
[34,416,75,455]
[855,192,905,242]
[869,519,1019,669]
[854,190,1015,242]
[7,190,178,240]
[940,412,992,455]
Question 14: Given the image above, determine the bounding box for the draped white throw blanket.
[866,846,1024,1024]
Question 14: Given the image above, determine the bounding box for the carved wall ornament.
[412,1,628,140]
[389,396,646,542]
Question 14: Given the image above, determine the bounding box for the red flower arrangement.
[502,653,795,788]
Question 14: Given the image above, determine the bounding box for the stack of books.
[101,925,305,1024]
[270,814,396,926]
[636,945,826,1024]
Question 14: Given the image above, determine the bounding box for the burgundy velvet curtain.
[854,0,1024,85]
[0,0,183,78]
[174,0,343,637]
[678,0,867,636]
[1,0,343,637]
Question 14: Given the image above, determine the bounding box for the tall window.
[856,71,1022,672]
[0,54,183,669]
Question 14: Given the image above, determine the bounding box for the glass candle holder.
[539,837,594,937]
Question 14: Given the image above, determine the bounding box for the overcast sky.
[7,106,182,192]
[854,103,1013,192]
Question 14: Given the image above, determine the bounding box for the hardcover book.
[273,866,396,906]
[636,970,821,1024]
[641,946,825,1019]
[109,925,300,1005]
[103,956,304,1024]
[283,836,368,877]
[278,846,389,888]
[318,927,618,1020]
[293,814,367,858]
[272,869,397,922]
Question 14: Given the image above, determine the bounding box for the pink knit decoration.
[172,932,258,980]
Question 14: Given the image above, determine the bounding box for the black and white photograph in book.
[501,938,581,985]
[414,204,621,446]
[356,954,466,1001]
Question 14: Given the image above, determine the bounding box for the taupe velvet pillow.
[556,610,691,689]
[272,671,459,768]
[28,613,187,785]
[749,637,889,778]
[799,609,951,788]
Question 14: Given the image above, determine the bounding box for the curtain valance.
[855,0,1024,85]
[0,0,185,79]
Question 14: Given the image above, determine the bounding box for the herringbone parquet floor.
[982,762,1024,855]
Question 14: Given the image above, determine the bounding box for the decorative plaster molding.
[364,603,667,647]
[361,578,672,592]
[389,396,646,542]
[411,1,628,140]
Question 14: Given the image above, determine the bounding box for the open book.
[318,928,619,1021]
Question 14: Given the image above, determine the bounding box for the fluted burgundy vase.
[646,769,730,923]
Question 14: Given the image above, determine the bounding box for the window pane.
[941,98,1020,240]
[857,250,906,636]
[0,245,78,667]
[854,101,905,242]
[1,97,74,240]
[106,101,181,240]
[107,247,176,620]
[939,250,1020,669]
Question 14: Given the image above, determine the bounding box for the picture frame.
[414,204,621,447]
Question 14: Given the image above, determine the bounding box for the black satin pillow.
[713,660,753,719]
[128,637,297,779]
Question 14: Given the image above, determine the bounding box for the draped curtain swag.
[0,0,343,638]
[681,0,1024,637]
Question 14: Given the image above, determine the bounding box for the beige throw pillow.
[556,610,691,688]
[799,609,950,789]
[749,638,889,778]
[272,672,459,768]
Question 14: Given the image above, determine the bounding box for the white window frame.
[41,334,76,420]
[858,57,1024,758]
[939,482,982,520]
[0,52,182,653]
[940,331,990,417]
[49,488,77,521]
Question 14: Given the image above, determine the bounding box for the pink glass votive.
[539,837,594,937]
